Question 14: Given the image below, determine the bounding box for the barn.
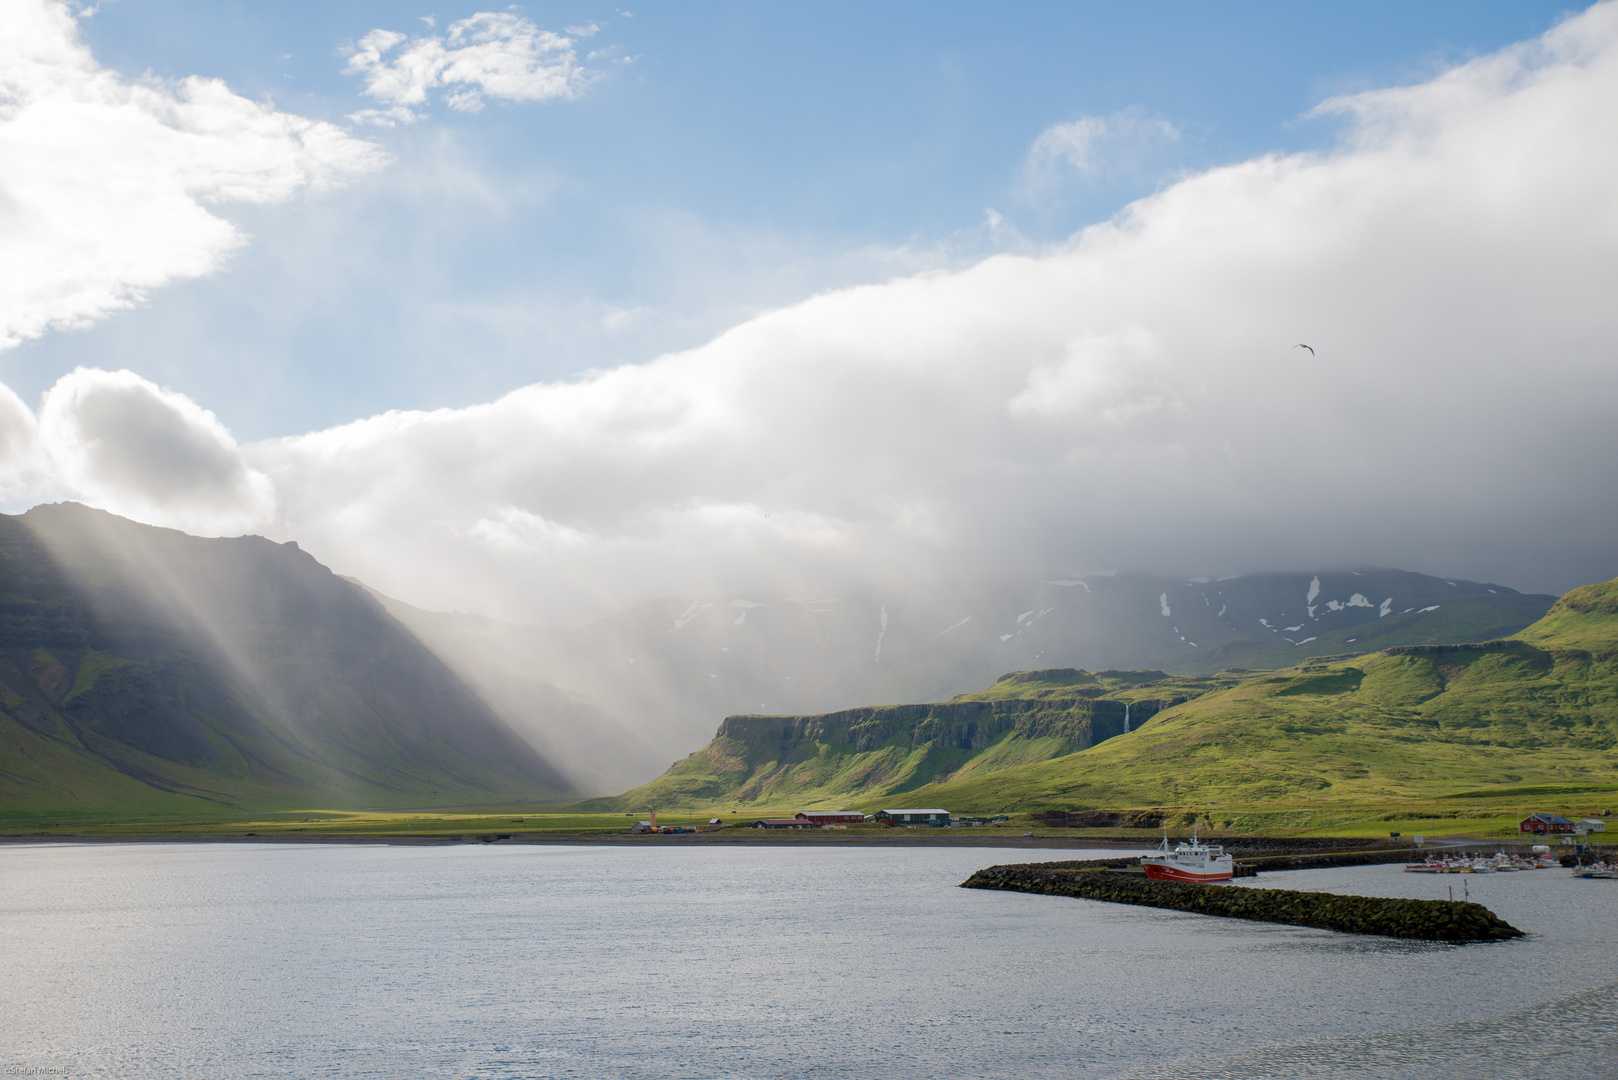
[748,818,811,829]
[873,808,949,826]
[795,811,866,826]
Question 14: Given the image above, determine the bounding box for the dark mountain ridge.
[0,503,570,819]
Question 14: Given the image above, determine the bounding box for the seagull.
[1293,344,1315,356]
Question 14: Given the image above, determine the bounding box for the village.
[625,809,1611,839]
[630,808,1011,833]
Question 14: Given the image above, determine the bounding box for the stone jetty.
[961,863,1523,943]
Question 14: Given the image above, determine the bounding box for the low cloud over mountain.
[3,4,1617,623]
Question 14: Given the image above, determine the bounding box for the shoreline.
[0,831,1497,852]
[0,831,1156,849]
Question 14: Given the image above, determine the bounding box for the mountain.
[384,569,1553,792]
[366,591,669,795]
[581,669,1217,812]
[0,504,571,821]
[602,576,1618,814]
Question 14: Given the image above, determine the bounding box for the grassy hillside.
[598,577,1618,817]
[0,504,571,825]
[584,669,1225,812]
[895,578,1618,815]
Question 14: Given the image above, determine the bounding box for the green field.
[5,783,1616,844]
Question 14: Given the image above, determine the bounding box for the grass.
[4,797,1614,844]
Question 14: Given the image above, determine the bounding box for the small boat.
[1571,861,1617,879]
[1404,857,1448,873]
[1141,827,1233,883]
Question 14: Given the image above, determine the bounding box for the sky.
[0,0,1614,625]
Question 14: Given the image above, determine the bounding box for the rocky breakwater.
[961,863,1523,943]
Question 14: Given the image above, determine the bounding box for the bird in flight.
[1293,344,1315,356]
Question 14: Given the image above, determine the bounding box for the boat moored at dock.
[1141,828,1234,883]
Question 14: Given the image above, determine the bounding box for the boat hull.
[1143,863,1233,884]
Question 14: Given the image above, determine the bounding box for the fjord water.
[1,844,1613,1079]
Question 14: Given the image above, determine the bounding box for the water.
[1,842,1614,1078]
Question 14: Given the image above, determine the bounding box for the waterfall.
[1123,702,1131,733]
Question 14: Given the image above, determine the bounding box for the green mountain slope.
[0,504,571,822]
[893,578,1618,813]
[602,577,1618,814]
[583,669,1223,812]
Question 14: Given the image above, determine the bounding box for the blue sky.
[8,1,1578,439]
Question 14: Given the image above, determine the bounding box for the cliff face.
[715,696,1160,756]
[584,670,1211,811]
[0,504,571,820]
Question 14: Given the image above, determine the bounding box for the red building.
[795,811,866,826]
[1519,813,1575,834]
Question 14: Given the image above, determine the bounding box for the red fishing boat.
[1140,827,1234,883]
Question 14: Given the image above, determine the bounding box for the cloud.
[8,2,1618,620]
[234,2,1618,618]
[1024,107,1180,187]
[1007,325,1172,422]
[35,368,274,536]
[344,13,591,125]
[0,0,387,351]
[0,382,39,497]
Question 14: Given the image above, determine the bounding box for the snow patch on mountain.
[673,602,713,630]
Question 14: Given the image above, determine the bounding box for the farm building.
[749,818,812,829]
[795,811,866,826]
[1519,813,1576,835]
[873,808,949,826]
[1577,819,1607,833]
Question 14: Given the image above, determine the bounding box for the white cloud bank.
[0,0,386,351]
[6,3,1618,621]
[344,13,591,126]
